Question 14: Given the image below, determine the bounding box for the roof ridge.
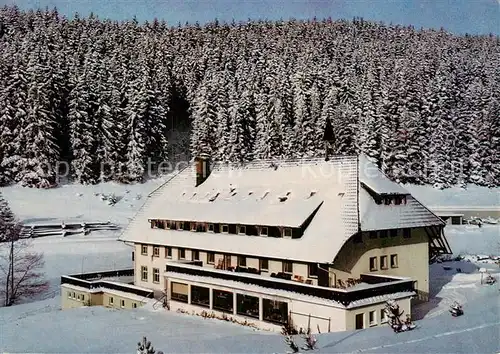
[212,155,358,169]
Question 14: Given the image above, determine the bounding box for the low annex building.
[62,154,450,333]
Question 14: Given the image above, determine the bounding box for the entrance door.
[355,313,364,330]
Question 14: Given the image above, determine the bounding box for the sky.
[1,0,499,35]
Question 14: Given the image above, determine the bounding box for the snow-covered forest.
[0,6,498,188]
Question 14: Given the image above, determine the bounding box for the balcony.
[60,269,154,299]
[165,263,415,307]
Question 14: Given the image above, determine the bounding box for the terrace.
[165,262,415,307]
[60,268,154,300]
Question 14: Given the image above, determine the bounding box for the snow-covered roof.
[120,154,446,262]
[359,154,408,195]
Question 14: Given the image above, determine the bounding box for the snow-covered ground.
[405,184,499,208]
[0,182,499,352]
[0,277,498,353]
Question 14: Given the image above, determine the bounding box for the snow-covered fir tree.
[0,6,498,187]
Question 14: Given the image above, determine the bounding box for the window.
[395,196,402,205]
[141,266,148,281]
[283,228,292,238]
[121,299,125,308]
[213,289,234,313]
[191,285,210,308]
[109,297,114,305]
[239,225,246,234]
[384,198,391,205]
[72,292,75,298]
[369,231,377,239]
[369,311,377,326]
[81,295,85,302]
[192,250,200,261]
[141,244,148,255]
[238,256,246,267]
[308,263,319,278]
[77,294,80,300]
[282,261,293,274]
[221,224,229,233]
[390,254,398,268]
[263,299,288,324]
[260,226,268,236]
[369,257,377,271]
[67,291,71,299]
[260,259,269,272]
[153,246,160,257]
[178,221,184,230]
[208,224,214,232]
[237,294,259,319]
[381,309,388,323]
[178,248,185,259]
[379,230,388,238]
[165,246,172,258]
[403,228,411,238]
[207,252,215,264]
[190,222,197,231]
[171,282,188,303]
[380,256,388,270]
[153,268,160,283]
[390,229,398,237]
[133,303,137,308]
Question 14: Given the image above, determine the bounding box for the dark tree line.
[0,6,498,188]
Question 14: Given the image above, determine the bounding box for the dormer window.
[190,223,197,231]
[260,226,268,236]
[384,198,391,205]
[238,225,246,235]
[221,225,229,233]
[178,222,184,230]
[208,224,214,232]
[283,228,292,238]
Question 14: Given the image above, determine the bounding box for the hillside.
[0,6,499,188]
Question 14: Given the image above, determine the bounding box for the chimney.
[195,153,211,187]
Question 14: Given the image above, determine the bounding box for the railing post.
[233,292,237,316]
[259,297,263,321]
[209,287,213,310]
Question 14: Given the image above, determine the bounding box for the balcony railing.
[165,263,414,307]
[60,269,153,299]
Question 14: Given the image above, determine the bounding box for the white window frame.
[390,254,398,268]
[153,246,160,257]
[283,228,292,238]
[208,224,214,232]
[380,255,388,270]
[221,224,229,233]
[120,299,125,308]
[192,250,200,261]
[283,261,293,274]
[165,246,172,259]
[369,310,377,326]
[178,248,186,260]
[239,225,246,235]
[259,259,269,272]
[109,296,114,305]
[369,257,377,271]
[260,226,268,236]
[308,263,318,278]
[207,252,215,264]
[190,222,197,231]
[141,266,148,281]
[153,268,160,283]
[381,309,388,323]
[141,244,148,255]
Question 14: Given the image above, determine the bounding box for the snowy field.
[405,184,499,208]
[0,278,498,353]
[0,182,499,352]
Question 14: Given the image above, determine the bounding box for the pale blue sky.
[1,0,498,35]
